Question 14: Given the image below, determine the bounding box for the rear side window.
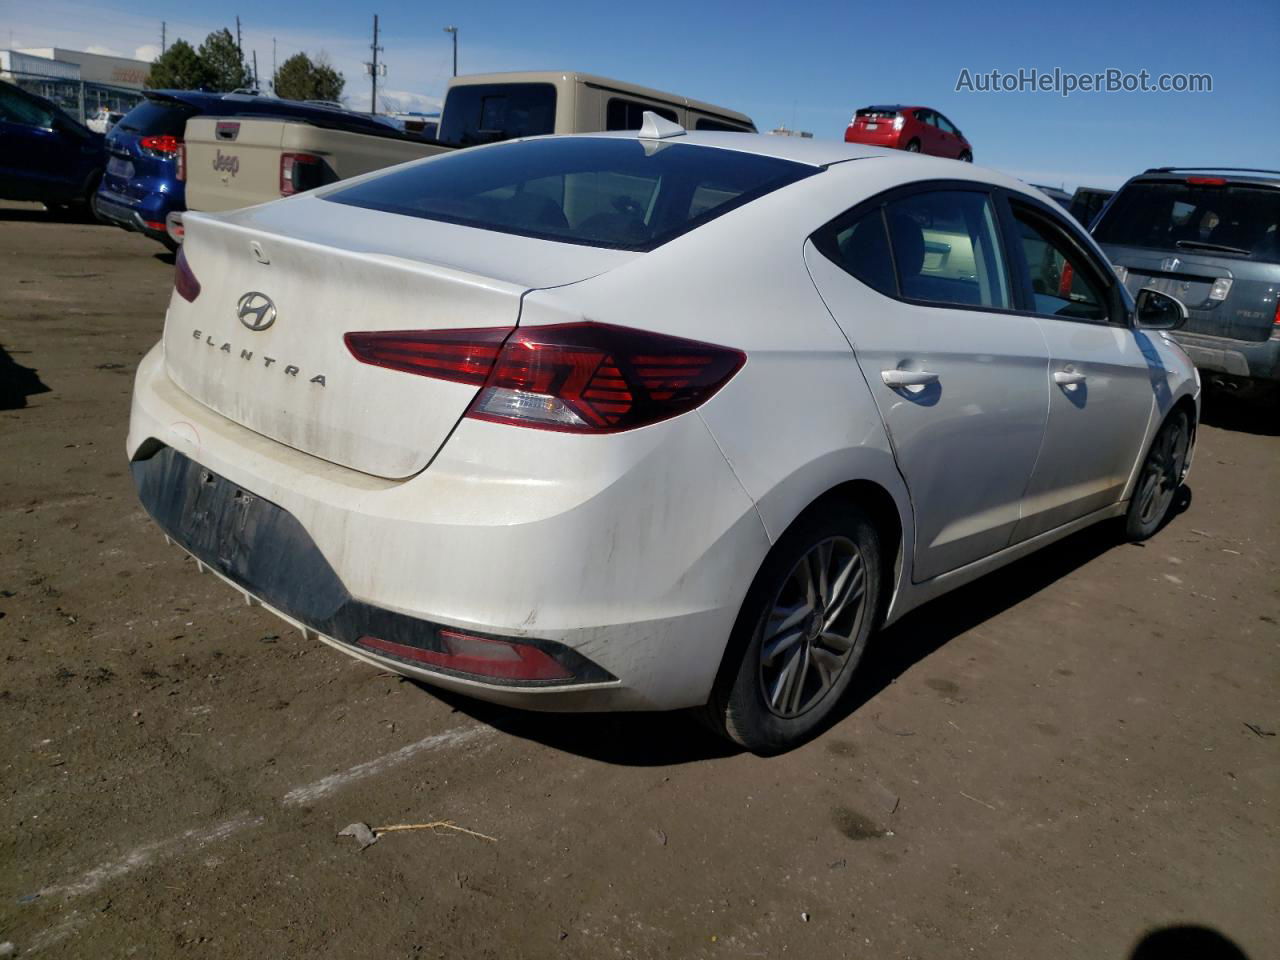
[438,83,557,147]
[117,99,194,136]
[815,208,897,297]
[326,137,817,251]
[0,85,54,127]
[606,98,677,131]
[886,191,1010,308]
[1010,205,1109,322]
[1094,180,1280,263]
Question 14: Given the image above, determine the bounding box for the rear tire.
[702,504,882,754]
[905,140,921,153]
[1125,409,1190,541]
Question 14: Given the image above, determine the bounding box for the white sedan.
[127,116,1198,752]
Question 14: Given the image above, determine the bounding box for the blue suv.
[0,80,105,216]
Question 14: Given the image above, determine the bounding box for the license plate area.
[106,155,134,179]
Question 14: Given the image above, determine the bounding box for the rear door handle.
[881,369,940,387]
[1053,370,1087,386]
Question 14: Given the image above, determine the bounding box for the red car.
[844,105,972,161]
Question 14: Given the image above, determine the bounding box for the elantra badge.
[237,292,276,331]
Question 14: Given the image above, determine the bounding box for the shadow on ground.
[1129,924,1250,959]
[1199,388,1280,437]
[430,492,1193,765]
[0,345,52,410]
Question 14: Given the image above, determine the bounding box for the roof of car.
[565,128,913,167]
[1135,166,1280,187]
[141,90,426,141]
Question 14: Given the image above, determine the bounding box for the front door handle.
[1053,370,1087,386]
[881,369,940,387]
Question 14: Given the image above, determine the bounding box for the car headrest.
[888,212,926,278]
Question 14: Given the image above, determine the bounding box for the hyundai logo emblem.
[236,292,276,331]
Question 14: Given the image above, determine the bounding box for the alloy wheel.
[1136,418,1188,527]
[757,536,867,719]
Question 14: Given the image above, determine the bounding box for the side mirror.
[1134,288,1188,331]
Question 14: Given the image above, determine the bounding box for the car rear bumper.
[1170,330,1280,384]
[126,342,769,711]
[96,188,176,244]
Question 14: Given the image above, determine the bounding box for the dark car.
[98,91,413,249]
[1030,184,1074,211]
[0,80,105,215]
[1069,186,1114,229]
[844,105,972,161]
[1093,167,1280,398]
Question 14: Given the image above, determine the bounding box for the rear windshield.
[856,107,900,118]
[325,136,818,252]
[1094,180,1280,263]
[437,83,557,147]
[117,98,195,136]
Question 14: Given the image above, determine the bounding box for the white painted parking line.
[41,813,265,901]
[282,724,493,807]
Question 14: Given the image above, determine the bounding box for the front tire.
[1125,409,1190,540]
[959,150,973,162]
[703,505,882,754]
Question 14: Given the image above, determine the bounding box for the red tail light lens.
[344,327,512,384]
[469,323,746,432]
[1186,176,1226,186]
[280,152,324,196]
[174,247,200,302]
[345,322,746,433]
[356,631,574,681]
[139,134,180,156]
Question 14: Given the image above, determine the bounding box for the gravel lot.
[1,202,1277,959]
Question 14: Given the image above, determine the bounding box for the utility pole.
[271,37,277,93]
[366,15,385,115]
[443,26,458,77]
[161,21,166,54]
[252,50,259,91]
[235,16,243,55]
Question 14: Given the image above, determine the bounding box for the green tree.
[198,28,251,92]
[145,39,213,90]
[273,52,345,102]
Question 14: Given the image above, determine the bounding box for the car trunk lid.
[161,195,635,479]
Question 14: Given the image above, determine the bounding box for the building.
[16,47,151,90]
[1,47,148,122]
[768,125,814,138]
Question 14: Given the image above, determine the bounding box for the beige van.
[179,71,754,221]
[435,70,755,146]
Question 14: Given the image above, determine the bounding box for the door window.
[1009,204,1110,321]
[886,191,1011,308]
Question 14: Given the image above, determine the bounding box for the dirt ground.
[1,201,1277,959]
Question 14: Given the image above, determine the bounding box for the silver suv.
[1093,167,1280,399]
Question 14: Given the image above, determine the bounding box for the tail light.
[345,322,746,433]
[1272,298,1280,340]
[176,142,186,182]
[174,247,200,302]
[139,134,180,157]
[892,115,906,131]
[280,152,324,196]
[1058,261,1075,299]
[1186,176,1226,186]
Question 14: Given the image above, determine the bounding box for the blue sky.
[6,0,1278,190]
